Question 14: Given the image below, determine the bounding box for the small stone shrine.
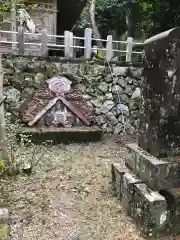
[112,27,180,237]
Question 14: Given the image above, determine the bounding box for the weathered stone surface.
[4,87,20,104]
[111,163,129,198]
[126,143,180,191]
[117,104,129,116]
[138,28,180,157]
[2,56,142,134]
[34,73,45,86]
[131,183,167,236]
[100,100,115,114]
[113,67,128,76]
[96,115,106,125]
[98,82,108,93]
[21,87,35,100]
[121,171,142,215]
[112,85,123,95]
[105,92,113,100]
[105,112,118,125]
[114,123,123,135]
[90,99,102,108]
[131,87,141,100]
[105,74,113,83]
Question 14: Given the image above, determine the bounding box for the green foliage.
[0,0,24,12]
[75,0,180,40]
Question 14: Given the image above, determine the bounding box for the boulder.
[90,99,102,108]
[114,123,123,135]
[21,87,35,100]
[100,100,115,114]
[34,73,45,87]
[96,115,106,125]
[131,87,141,100]
[4,87,20,104]
[98,82,108,93]
[112,85,123,95]
[117,77,125,88]
[105,111,118,125]
[117,104,129,116]
[105,93,113,100]
[105,74,113,83]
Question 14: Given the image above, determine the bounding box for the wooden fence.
[0,27,144,62]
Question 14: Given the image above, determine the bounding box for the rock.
[4,87,20,104]
[118,115,126,123]
[129,100,139,110]
[14,58,27,71]
[24,76,34,87]
[125,85,133,96]
[106,125,113,133]
[96,115,106,125]
[106,74,113,83]
[76,84,86,93]
[97,95,105,102]
[102,123,108,132]
[90,99,102,108]
[117,77,125,88]
[12,72,25,90]
[3,68,14,75]
[114,123,123,135]
[83,94,92,101]
[100,100,115,114]
[128,67,142,79]
[105,93,113,100]
[131,87,141,100]
[131,110,140,118]
[8,101,24,117]
[34,73,45,87]
[126,143,180,191]
[111,107,118,117]
[98,82,108,93]
[21,87,35,100]
[125,121,135,134]
[86,87,94,94]
[117,104,129,116]
[3,59,13,68]
[95,108,101,115]
[105,111,118,125]
[125,76,133,85]
[112,85,123,95]
[113,67,128,76]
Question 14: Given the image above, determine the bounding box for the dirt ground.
[0,136,176,240]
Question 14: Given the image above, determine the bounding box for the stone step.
[125,143,180,191]
[17,126,103,144]
[111,163,167,236]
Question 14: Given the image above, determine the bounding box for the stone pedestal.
[138,27,180,157]
[111,27,180,237]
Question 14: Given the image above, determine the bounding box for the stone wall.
[2,55,142,135]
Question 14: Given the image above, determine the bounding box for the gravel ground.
[0,136,177,240]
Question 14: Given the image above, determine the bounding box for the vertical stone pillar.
[138,27,180,157]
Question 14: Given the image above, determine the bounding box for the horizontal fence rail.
[0,27,144,62]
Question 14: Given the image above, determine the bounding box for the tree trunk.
[89,0,104,54]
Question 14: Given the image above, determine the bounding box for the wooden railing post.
[41,29,48,56]
[126,37,133,62]
[64,30,73,58]
[18,26,24,54]
[106,35,113,61]
[84,28,92,59]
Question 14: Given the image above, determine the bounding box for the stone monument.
[112,27,180,237]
